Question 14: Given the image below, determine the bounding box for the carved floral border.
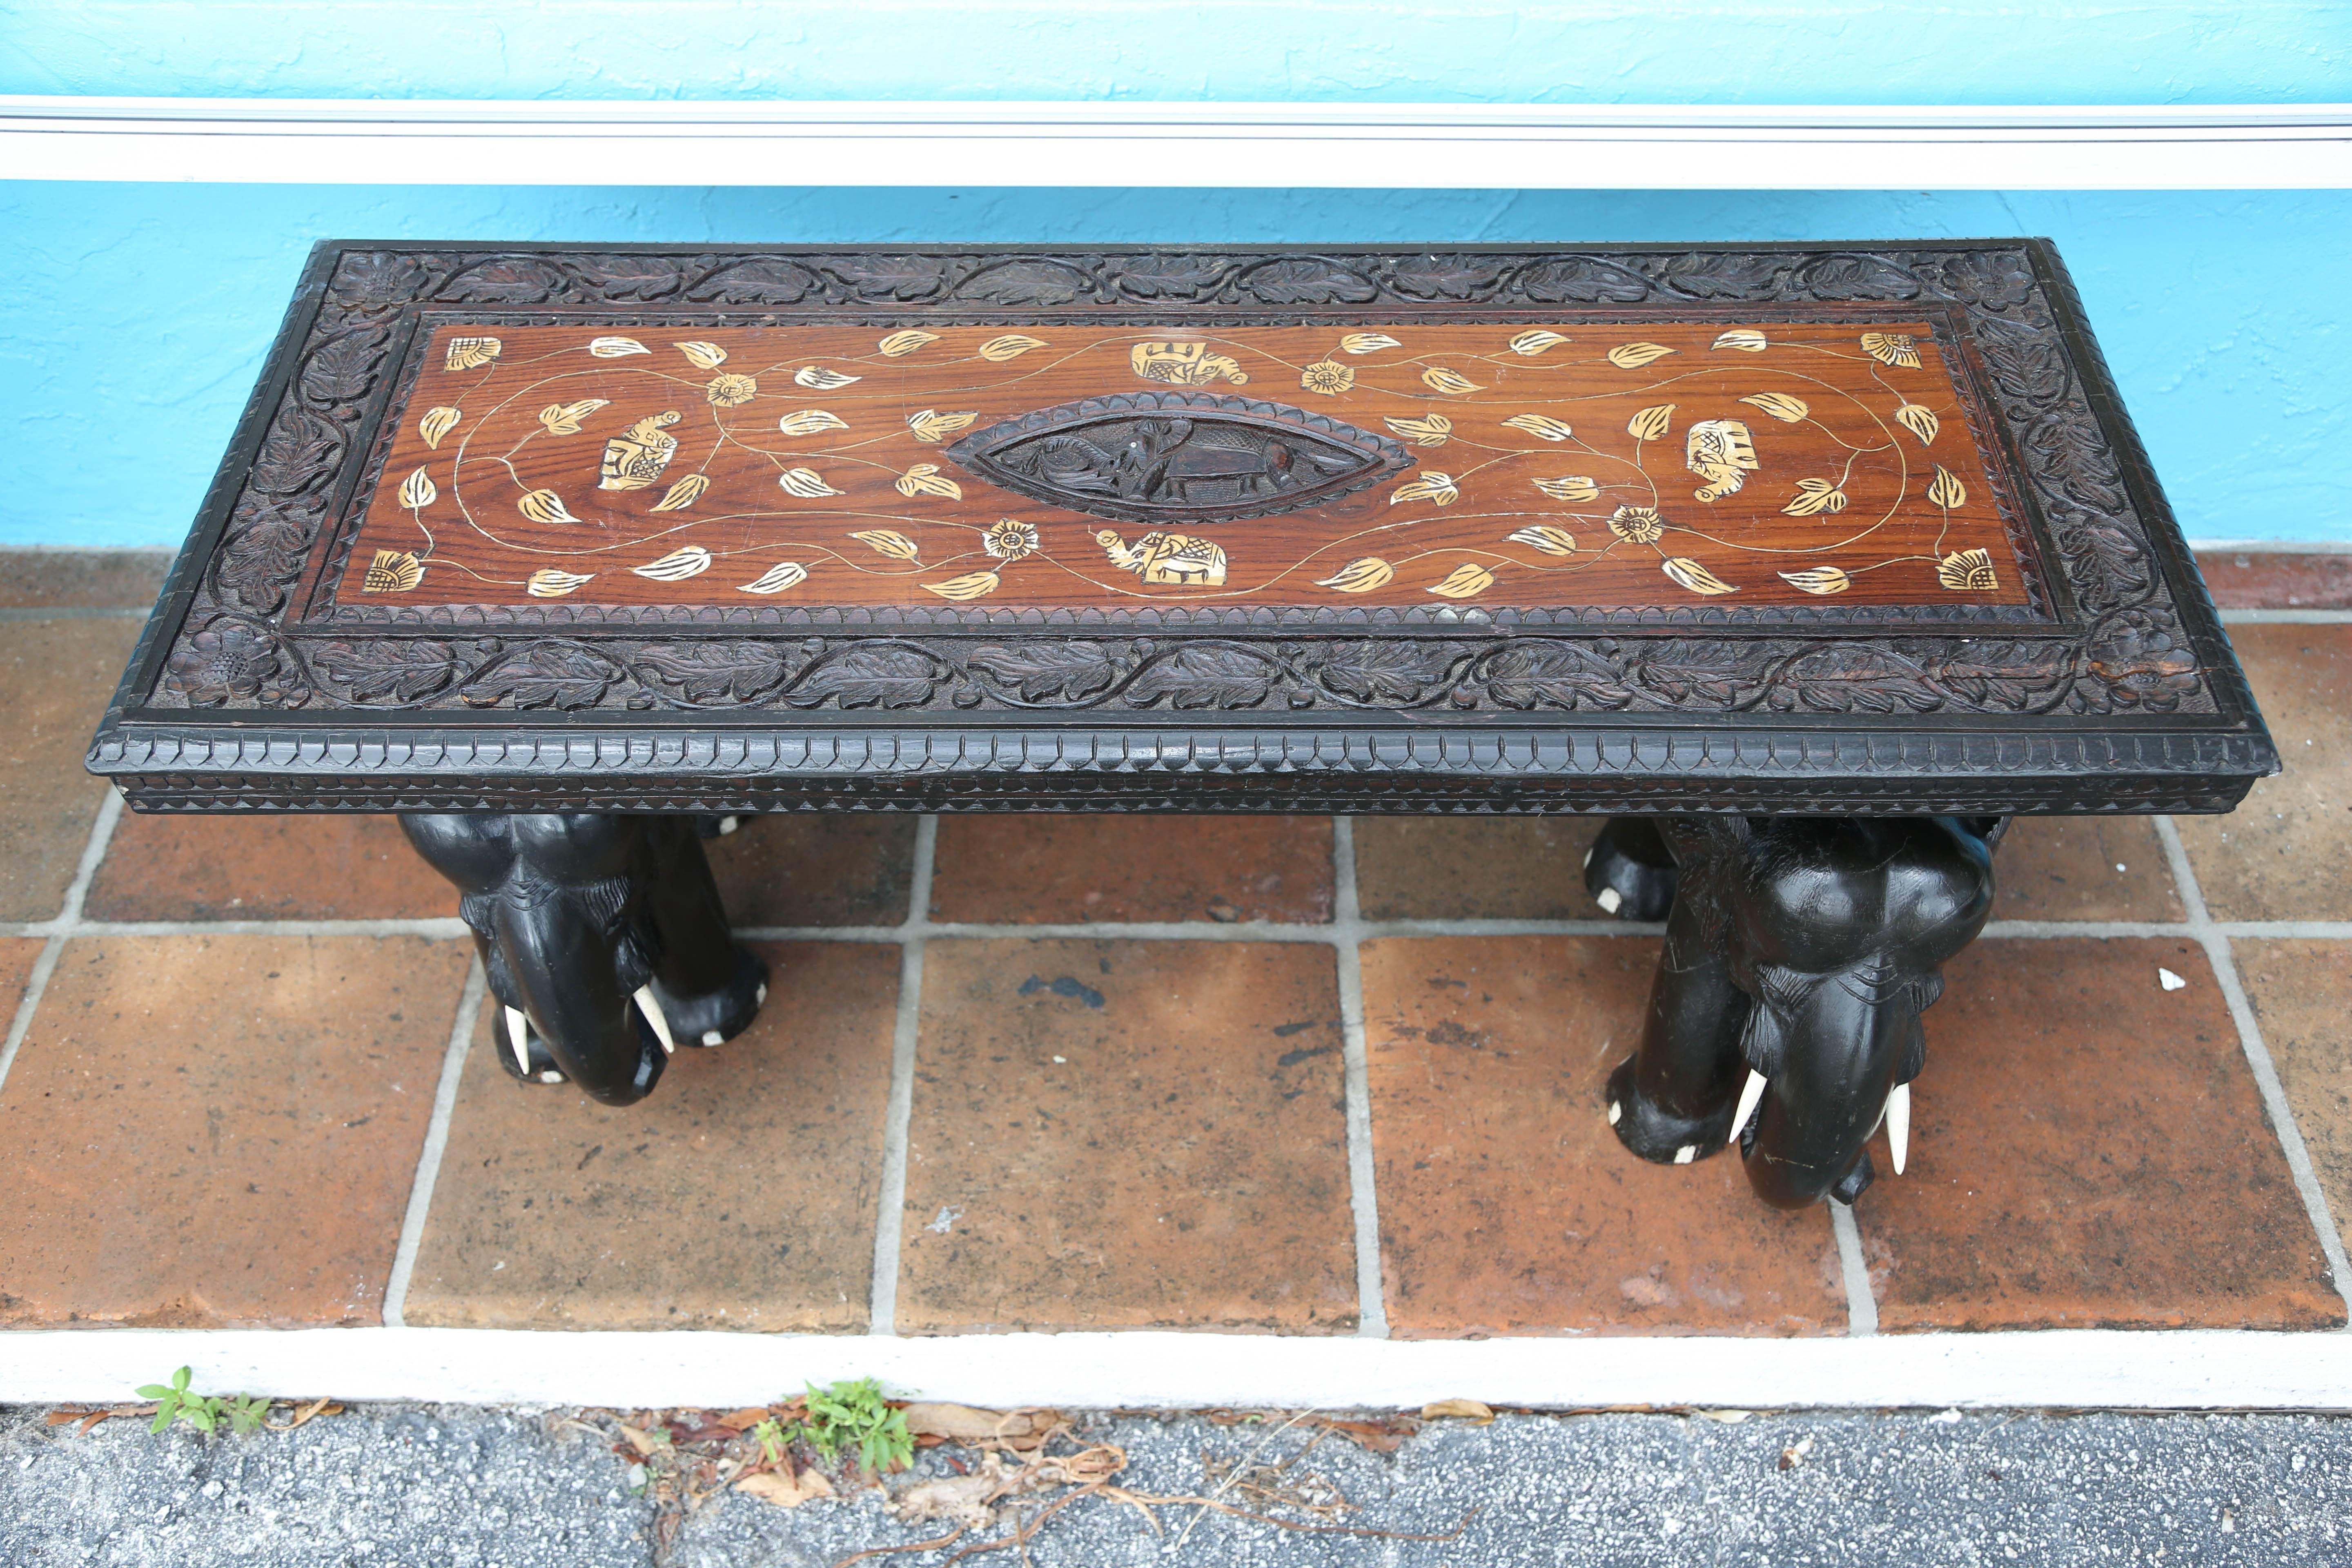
[149,246,2213,720]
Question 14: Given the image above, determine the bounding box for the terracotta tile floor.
[3,552,2350,1343]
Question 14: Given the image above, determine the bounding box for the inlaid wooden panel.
[331,316,2027,616]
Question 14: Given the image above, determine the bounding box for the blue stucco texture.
[4,2,2348,104]
[0,183,2343,549]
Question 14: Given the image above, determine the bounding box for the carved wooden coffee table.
[88,243,2274,1209]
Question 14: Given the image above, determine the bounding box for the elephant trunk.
[1739,963,1929,1209]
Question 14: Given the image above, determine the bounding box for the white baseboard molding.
[6,1328,2352,1413]
[4,98,2349,189]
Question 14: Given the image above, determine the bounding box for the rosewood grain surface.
[332,318,2024,615]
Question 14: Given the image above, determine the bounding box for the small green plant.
[789,1378,910,1475]
[137,1367,225,1435]
[750,1416,788,1466]
[223,1394,272,1436]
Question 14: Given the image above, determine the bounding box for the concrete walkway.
[6,1403,2349,1566]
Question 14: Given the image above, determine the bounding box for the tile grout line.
[0,788,123,1100]
[2153,814,2352,1326]
[866,813,938,1338]
[1328,818,1390,1339]
[1830,1206,1879,1336]
[2219,609,2352,624]
[380,956,488,1329]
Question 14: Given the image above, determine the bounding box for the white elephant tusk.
[504,1007,532,1076]
[1887,1081,1911,1176]
[633,984,677,1054]
[1733,1068,1768,1139]
[1607,1100,1623,1127]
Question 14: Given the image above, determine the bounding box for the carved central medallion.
[944,392,1413,526]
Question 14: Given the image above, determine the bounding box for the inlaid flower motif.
[983,519,1041,562]
[1607,504,1665,545]
[706,373,758,408]
[167,618,285,706]
[1299,359,1355,396]
[1861,332,1921,369]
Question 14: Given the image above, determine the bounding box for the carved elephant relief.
[400,813,768,1105]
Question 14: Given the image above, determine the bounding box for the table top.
[90,242,2275,815]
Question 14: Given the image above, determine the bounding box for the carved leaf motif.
[1712,329,1768,352]
[419,406,461,448]
[953,260,1093,305]
[1515,257,1653,303]
[650,474,709,512]
[1477,641,1635,710]
[851,530,921,562]
[519,490,583,525]
[1927,466,1968,509]
[1606,342,1676,370]
[310,637,461,703]
[895,464,963,500]
[676,341,727,370]
[1662,557,1738,595]
[458,640,617,709]
[908,409,978,444]
[1385,414,1452,448]
[921,571,1000,601]
[1243,257,1379,305]
[627,642,790,704]
[1502,413,1574,442]
[1740,392,1809,423]
[788,645,942,708]
[437,258,566,303]
[1109,255,1232,300]
[1314,557,1395,593]
[778,410,849,437]
[588,336,649,358]
[1507,330,1569,356]
[738,562,809,594]
[778,468,842,499]
[537,399,610,436]
[795,365,862,390]
[1507,524,1578,556]
[1123,644,1278,709]
[1531,476,1599,502]
[526,568,592,597]
[1782,478,1849,516]
[813,254,950,301]
[633,546,712,581]
[1626,404,1675,441]
[1770,645,1944,714]
[303,328,390,401]
[1972,314,2069,403]
[1793,254,1920,301]
[1391,472,1459,506]
[689,258,821,304]
[1315,641,1455,704]
[978,334,1049,363]
[962,641,1114,702]
[878,330,939,358]
[1388,256,1504,300]
[397,468,436,510]
[1340,333,1402,354]
[1895,403,1940,444]
[1779,566,1851,595]
[1428,563,1495,599]
[569,254,687,302]
[251,409,345,494]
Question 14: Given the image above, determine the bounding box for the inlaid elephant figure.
[399,813,768,1105]
[1595,815,2001,1208]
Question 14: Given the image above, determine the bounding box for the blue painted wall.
[2,4,2347,547]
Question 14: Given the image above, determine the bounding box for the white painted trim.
[2187,539,2352,554]
[4,98,2350,189]
[7,1327,2352,1412]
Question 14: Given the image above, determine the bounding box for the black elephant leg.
[1605,815,2000,1208]
[1606,819,1751,1163]
[1728,817,1999,1208]
[1586,816,1679,922]
[399,813,768,1107]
